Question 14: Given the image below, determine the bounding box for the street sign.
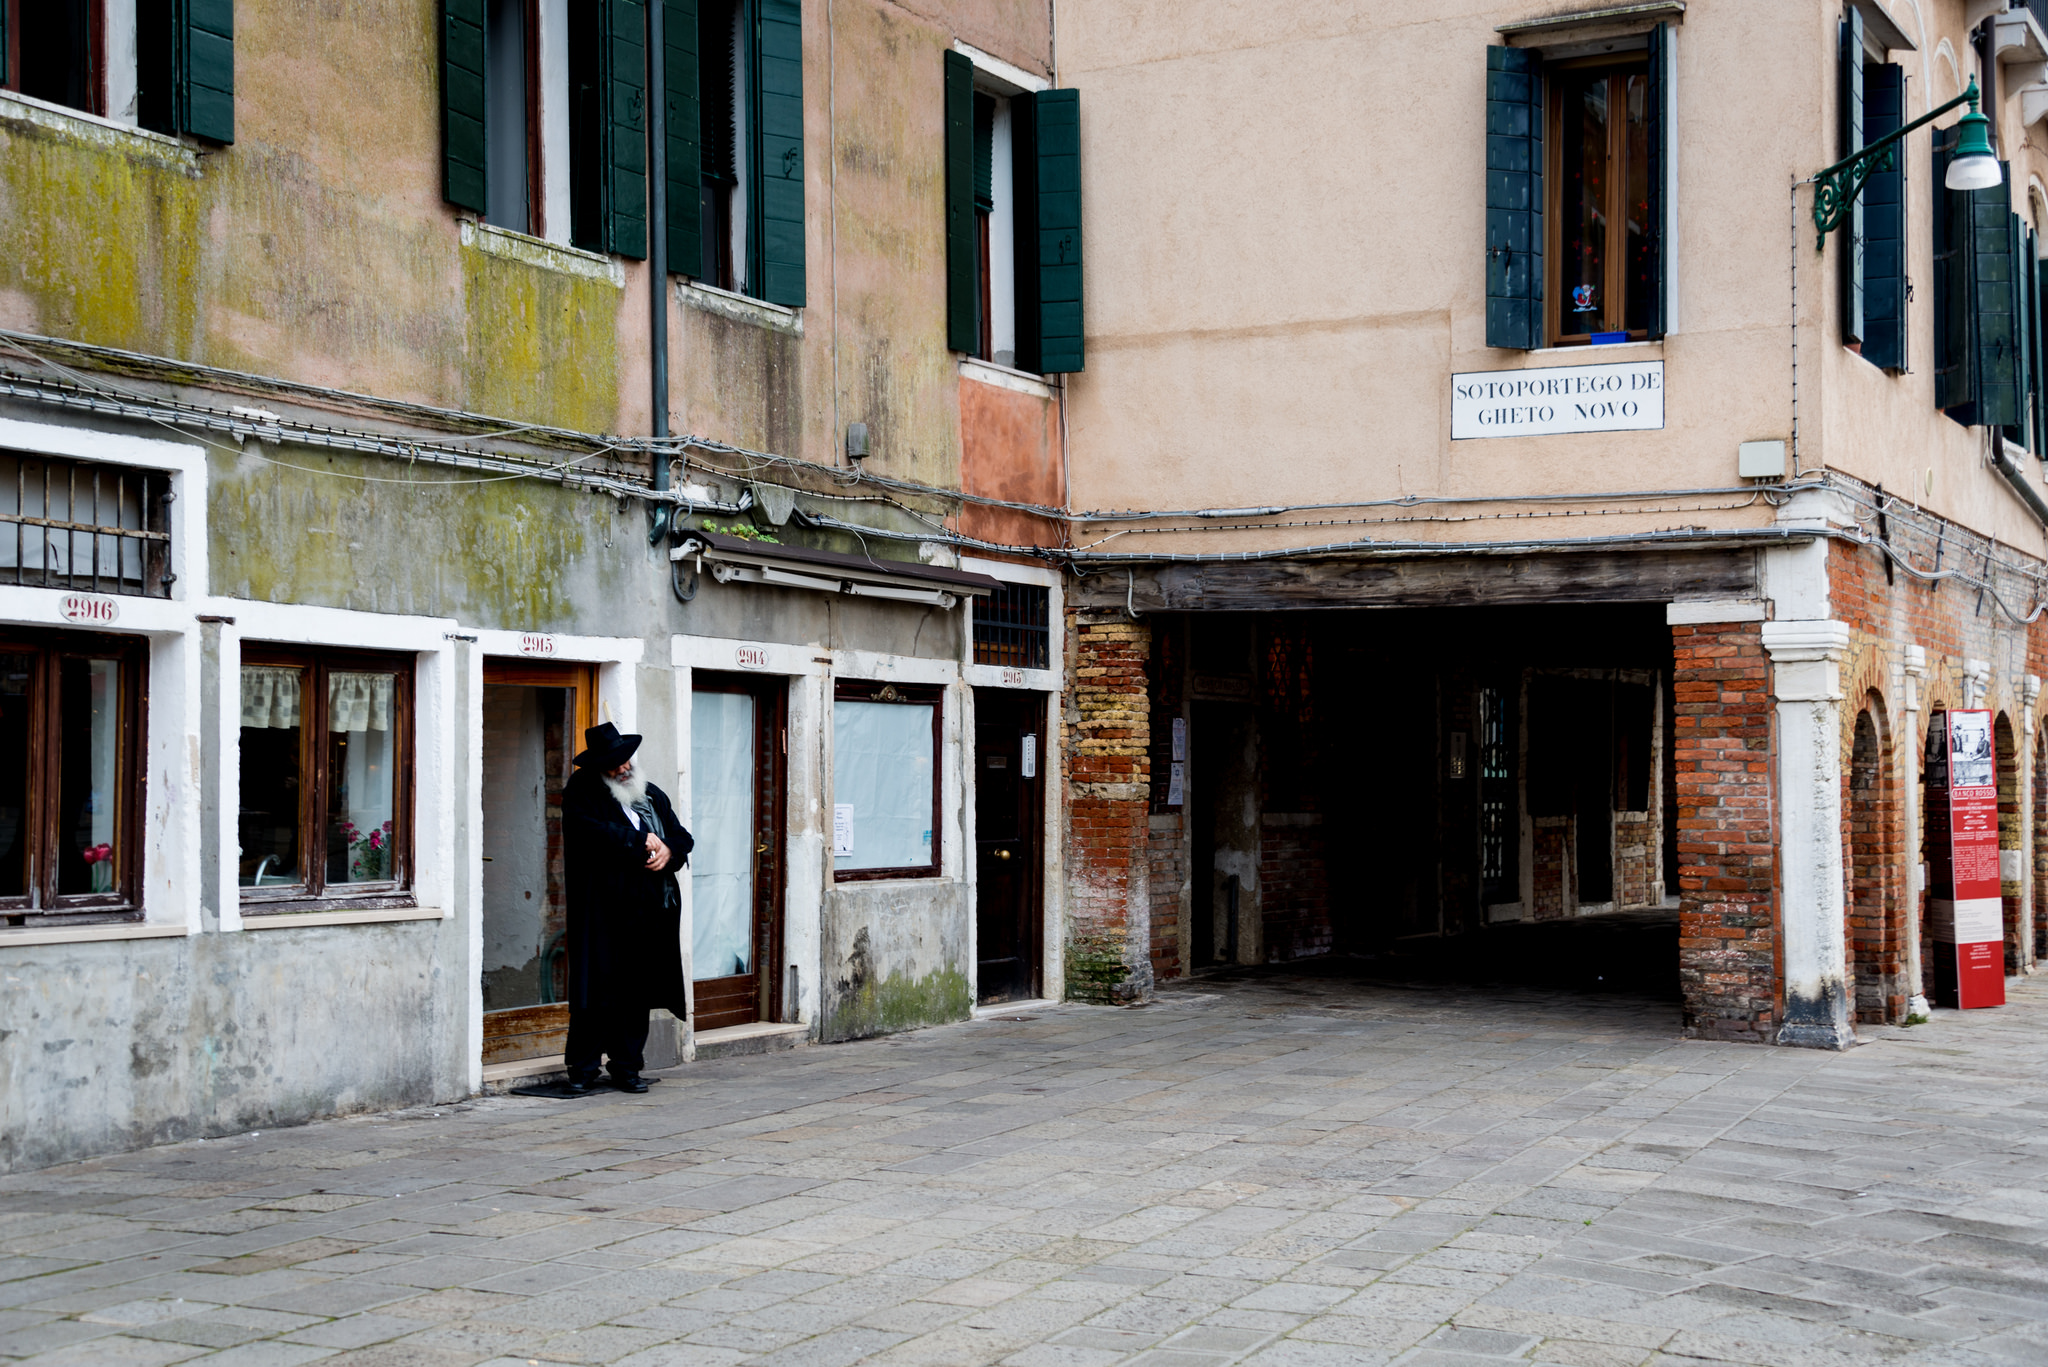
[1926,709,2006,1009]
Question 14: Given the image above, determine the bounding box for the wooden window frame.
[239,645,417,914]
[1545,54,1651,347]
[0,629,146,927]
[0,0,107,115]
[832,678,944,883]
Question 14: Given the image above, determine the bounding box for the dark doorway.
[690,672,787,1031]
[975,689,1044,1003]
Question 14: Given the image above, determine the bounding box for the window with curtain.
[832,680,941,880]
[0,631,145,927]
[239,647,413,909]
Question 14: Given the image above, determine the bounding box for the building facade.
[0,0,1074,1170]
[11,0,2048,1175]
[1050,0,2048,1044]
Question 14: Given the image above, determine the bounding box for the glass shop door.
[479,659,596,1065]
[690,672,786,1031]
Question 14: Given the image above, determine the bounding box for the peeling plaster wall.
[0,921,467,1172]
[822,881,973,1040]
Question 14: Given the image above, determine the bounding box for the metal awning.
[672,531,1001,609]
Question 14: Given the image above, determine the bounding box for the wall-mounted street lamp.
[1813,75,2000,250]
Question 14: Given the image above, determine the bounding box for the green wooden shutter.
[1933,130,1973,414]
[754,0,805,306]
[602,0,649,259]
[442,0,487,212]
[1643,23,1668,339]
[1485,46,1543,350]
[665,0,702,274]
[183,0,235,144]
[1861,63,1906,370]
[1972,186,2020,429]
[139,0,237,145]
[944,51,977,354]
[2024,226,2042,452]
[1011,92,1042,370]
[2033,243,2047,454]
[1839,11,1864,345]
[973,92,996,211]
[1033,87,1083,373]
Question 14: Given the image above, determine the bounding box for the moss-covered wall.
[0,0,1052,485]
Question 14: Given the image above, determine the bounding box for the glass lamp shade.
[1945,101,2000,191]
[1945,151,2003,191]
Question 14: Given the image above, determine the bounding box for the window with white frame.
[239,646,415,910]
[832,680,940,880]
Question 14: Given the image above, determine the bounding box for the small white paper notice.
[1022,734,1038,779]
[833,804,855,857]
[1172,717,1187,762]
[1167,762,1185,806]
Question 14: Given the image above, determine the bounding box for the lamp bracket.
[1811,79,1981,251]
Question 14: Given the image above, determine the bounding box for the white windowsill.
[1527,340,1664,356]
[460,220,625,285]
[0,90,198,168]
[0,921,192,948]
[676,279,803,335]
[959,357,1054,398]
[238,906,446,929]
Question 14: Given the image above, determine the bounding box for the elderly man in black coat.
[561,722,693,1094]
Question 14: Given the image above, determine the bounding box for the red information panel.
[1926,709,2005,1009]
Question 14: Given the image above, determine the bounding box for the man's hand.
[644,833,673,872]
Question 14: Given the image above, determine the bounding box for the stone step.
[693,1021,809,1061]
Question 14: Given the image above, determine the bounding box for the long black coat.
[562,767,694,1017]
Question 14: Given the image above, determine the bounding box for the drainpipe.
[1988,436,2048,528]
[647,0,671,488]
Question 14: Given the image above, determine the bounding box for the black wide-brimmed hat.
[574,722,643,770]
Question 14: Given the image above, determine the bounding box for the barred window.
[0,454,173,598]
[972,582,1050,670]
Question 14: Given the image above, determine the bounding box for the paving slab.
[5,974,2048,1364]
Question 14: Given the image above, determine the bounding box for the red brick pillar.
[1064,612,1153,1003]
[1673,619,1777,1040]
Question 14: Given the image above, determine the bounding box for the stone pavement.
[4,970,2048,1367]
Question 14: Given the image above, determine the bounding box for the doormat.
[508,1078,662,1099]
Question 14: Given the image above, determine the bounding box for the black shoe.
[611,1074,651,1093]
[562,1075,601,1095]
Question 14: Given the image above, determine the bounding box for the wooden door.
[690,672,786,1031]
[975,689,1043,1003]
[480,659,595,1064]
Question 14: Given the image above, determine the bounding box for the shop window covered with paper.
[832,680,941,880]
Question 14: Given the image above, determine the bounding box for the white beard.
[604,769,649,812]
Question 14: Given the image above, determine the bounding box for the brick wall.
[1532,822,1566,919]
[1673,620,1776,1042]
[1064,613,1154,1003]
[1258,818,1331,960]
[1847,708,1903,1024]
[1825,522,2048,998]
[1148,812,1185,980]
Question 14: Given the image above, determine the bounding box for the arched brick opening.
[1997,713,2022,975]
[1919,706,1945,1005]
[1848,704,1903,1023]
